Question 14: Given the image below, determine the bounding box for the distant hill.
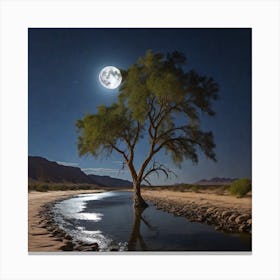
[28,156,132,188]
[195,177,238,186]
[28,156,93,184]
[88,174,132,188]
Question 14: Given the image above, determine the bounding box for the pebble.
[235,214,250,224]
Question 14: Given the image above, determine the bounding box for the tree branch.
[137,147,155,182]
[137,100,163,182]
[154,104,178,129]
[142,161,177,183]
[132,121,140,148]
[148,96,157,120]
[143,178,152,186]
[147,114,154,139]
[155,125,187,143]
[109,142,129,162]
[153,136,203,154]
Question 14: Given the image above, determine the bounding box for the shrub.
[36,184,49,192]
[190,185,199,193]
[229,178,251,197]
[183,184,193,191]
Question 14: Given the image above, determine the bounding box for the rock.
[74,245,86,251]
[54,238,63,242]
[74,243,99,251]
[110,248,119,251]
[60,241,74,251]
[206,217,213,223]
[238,224,247,232]
[197,216,203,222]
[64,234,72,240]
[228,214,238,222]
[221,211,232,218]
[247,219,252,226]
[91,242,99,251]
[235,214,250,224]
[205,207,213,213]
[47,226,56,232]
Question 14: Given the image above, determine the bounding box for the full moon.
[99,66,122,89]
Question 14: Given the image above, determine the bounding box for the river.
[52,191,251,251]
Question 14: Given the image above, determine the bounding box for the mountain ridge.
[28,156,132,188]
[195,177,238,185]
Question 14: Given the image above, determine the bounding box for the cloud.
[82,167,128,174]
[113,160,124,165]
[113,160,128,168]
[57,161,79,167]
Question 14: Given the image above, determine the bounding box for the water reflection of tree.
[127,208,158,251]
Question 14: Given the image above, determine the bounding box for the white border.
[0,0,279,280]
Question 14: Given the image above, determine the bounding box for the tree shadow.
[127,207,158,251]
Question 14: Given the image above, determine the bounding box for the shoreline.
[142,190,252,233]
[28,190,105,252]
[29,189,252,252]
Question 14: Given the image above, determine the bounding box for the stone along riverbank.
[142,190,252,233]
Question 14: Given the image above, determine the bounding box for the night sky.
[28,28,251,184]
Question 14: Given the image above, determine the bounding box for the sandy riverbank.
[28,190,103,252]
[142,189,252,232]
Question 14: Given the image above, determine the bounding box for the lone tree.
[76,50,219,209]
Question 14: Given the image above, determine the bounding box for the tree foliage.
[76,50,219,189]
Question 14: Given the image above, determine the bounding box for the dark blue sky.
[28,28,251,184]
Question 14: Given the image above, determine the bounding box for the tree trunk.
[133,181,148,209]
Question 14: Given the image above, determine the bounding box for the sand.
[142,189,252,212]
[28,190,103,252]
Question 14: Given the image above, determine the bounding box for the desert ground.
[142,189,251,212]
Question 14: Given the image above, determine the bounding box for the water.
[52,191,251,252]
